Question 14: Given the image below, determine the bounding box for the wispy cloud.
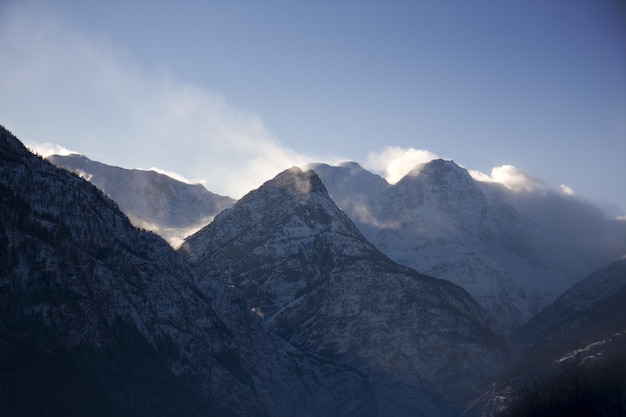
[365,146,440,184]
[25,142,77,157]
[559,184,575,196]
[0,2,317,198]
[146,167,205,185]
[469,165,550,193]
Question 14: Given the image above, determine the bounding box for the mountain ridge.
[0,125,375,417]
[180,166,508,417]
[47,153,235,247]
[309,159,625,330]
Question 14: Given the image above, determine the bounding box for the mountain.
[179,167,508,417]
[516,257,626,348]
[0,126,375,417]
[464,258,626,417]
[47,153,234,247]
[308,160,601,330]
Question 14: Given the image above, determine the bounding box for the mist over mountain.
[491,183,626,272]
[179,166,508,417]
[47,153,235,247]
[0,126,374,417]
[309,160,626,330]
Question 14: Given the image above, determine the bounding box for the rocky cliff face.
[180,167,508,417]
[48,153,234,247]
[0,126,374,417]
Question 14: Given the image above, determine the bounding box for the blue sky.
[1,0,625,215]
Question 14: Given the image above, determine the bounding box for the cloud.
[0,2,316,199]
[147,167,205,185]
[559,184,575,196]
[469,165,549,193]
[365,146,439,184]
[25,141,77,157]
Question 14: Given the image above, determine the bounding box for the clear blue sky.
[1,0,625,215]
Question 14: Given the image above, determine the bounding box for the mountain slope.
[180,167,507,417]
[47,153,234,247]
[0,126,374,417]
[310,160,584,330]
[464,258,626,416]
[516,258,626,347]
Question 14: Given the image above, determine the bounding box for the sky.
[1,0,625,215]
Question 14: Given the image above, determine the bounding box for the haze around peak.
[1,1,624,216]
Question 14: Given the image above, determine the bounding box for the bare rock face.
[180,166,508,417]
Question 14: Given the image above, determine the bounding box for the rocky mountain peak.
[404,159,471,184]
[395,159,489,208]
[181,163,508,417]
[264,166,329,200]
[180,166,377,315]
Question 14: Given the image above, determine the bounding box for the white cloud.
[469,165,549,193]
[25,141,77,157]
[0,3,317,199]
[365,146,439,184]
[147,167,205,185]
[560,184,575,196]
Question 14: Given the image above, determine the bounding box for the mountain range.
[49,153,626,332]
[4,124,625,416]
[0,126,374,417]
[178,166,507,416]
[308,160,626,330]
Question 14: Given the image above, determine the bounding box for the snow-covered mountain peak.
[263,166,329,201]
[406,158,467,177]
[401,158,472,186]
[180,166,369,272]
[180,159,508,416]
[337,160,364,169]
[311,160,573,330]
[47,153,234,247]
[395,159,489,207]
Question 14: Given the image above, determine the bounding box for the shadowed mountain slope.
[0,126,374,417]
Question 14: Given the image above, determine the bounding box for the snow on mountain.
[309,160,603,330]
[179,166,508,417]
[0,126,375,417]
[47,153,234,247]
